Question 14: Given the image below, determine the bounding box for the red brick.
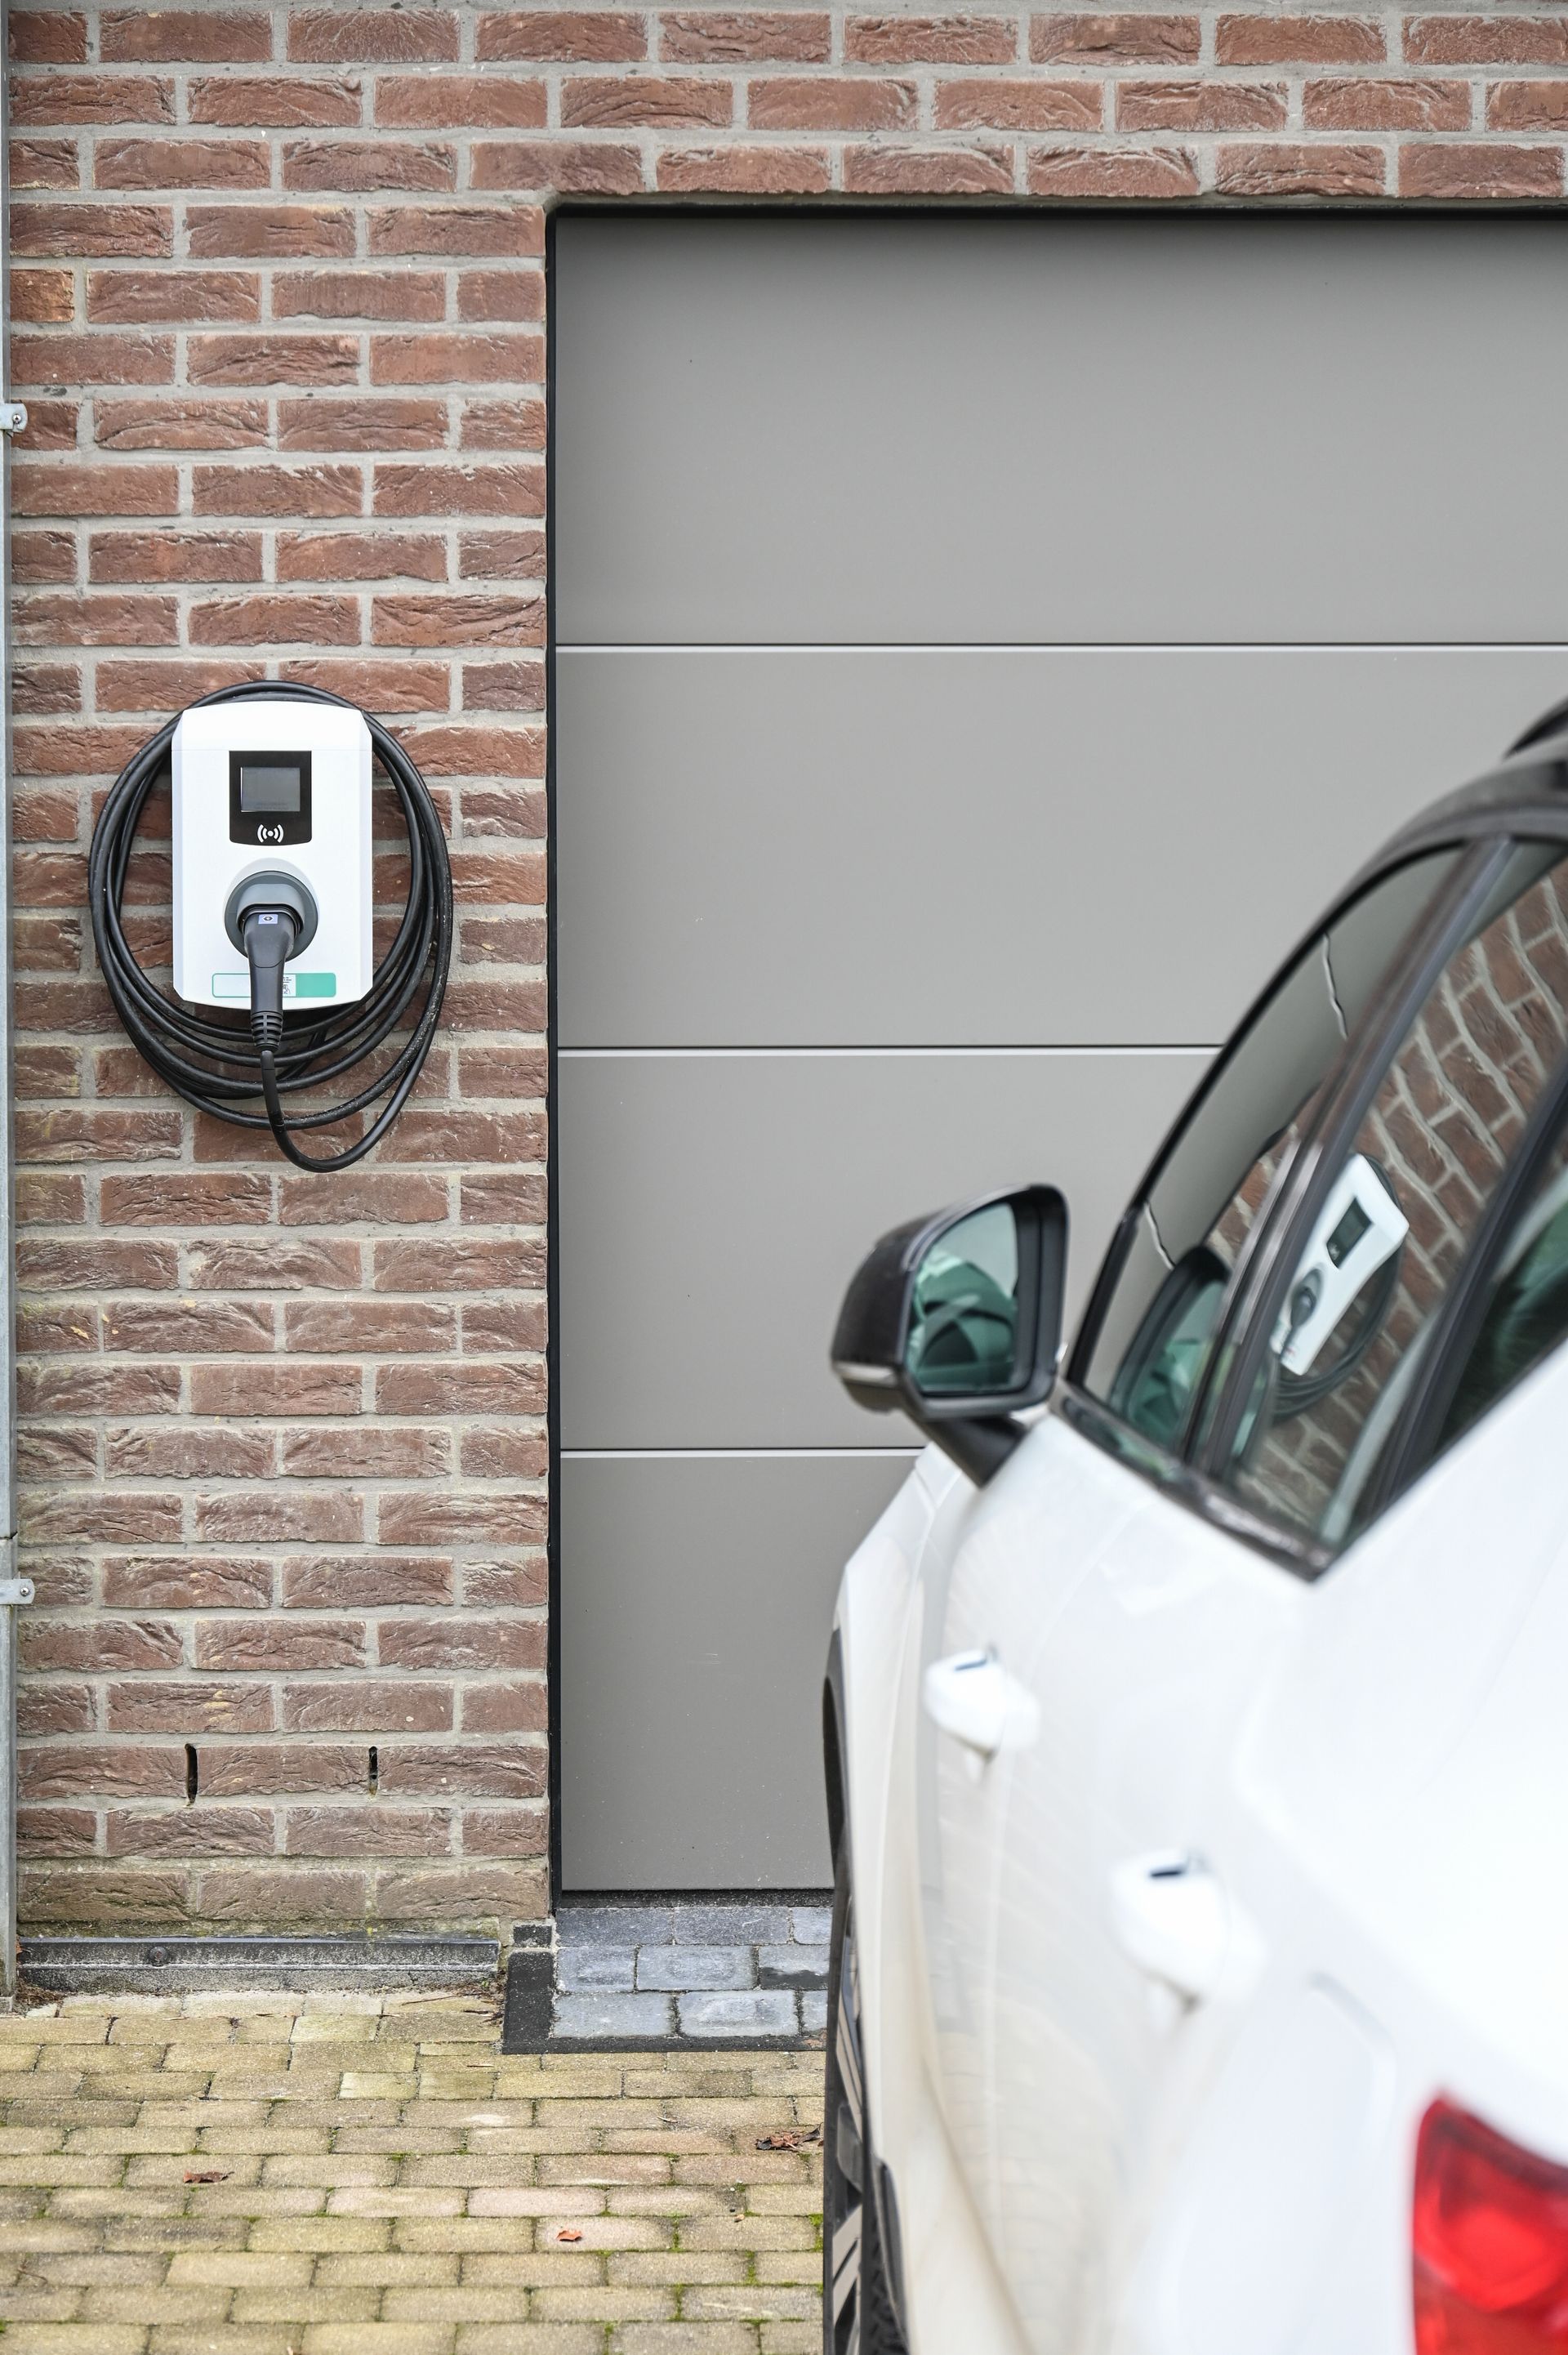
[461,662,546,715]
[196,1864,366,1920]
[1030,12,1199,61]
[1214,140,1387,196]
[375,1361,545,1417]
[662,11,831,62]
[936,77,1101,128]
[377,1613,545,1670]
[278,396,447,453]
[1406,16,1568,65]
[188,592,360,649]
[189,1360,361,1416]
[748,74,916,128]
[19,1687,96,1737]
[107,1808,275,1856]
[11,71,175,125]
[457,268,546,323]
[1398,139,1563,196]
[277,530,447,585]
[477,10,647,60]
[101,10,274,62]
[17,1234,176,1288]
[285,138,459,194]
[197,1745,368,1795]
[193,1490,365,1546]
[283,1298,455,1354]
[459,531,546,581]
[96,657,253,711]
[188,332,359,386]
[844,143,1013,193]
[376,75,548,129]
[461,1430,550,1484]
[374,462,543,520]
[93,399,267,453]
[198,1620,367,1672]
[655,141,831,193]
[371,331,542,388]
[282,1681,453,1734]
[191,462,362,519]
[288,8,459,62]
[15,334,173,390]
[17,1105,182,1161]
[284,1804,452,1856]
[1028,141,1198,195]
[278,1171,450,1225]
[1217,13,1384,63]
[13,529,78,586]
[11,14,90,64]
[14,668,83,720]
[459,396,547,450]
[11,265,74,324]
[21,1742,188,1800]
[1118,78,1286,129]
[189,1235,362,1290]
[102,1554,273,1610]
[18,1363,181,1419]
[367,203,545,259]
[189,204,357,258]
[91,529,261,585]
[16,589,178,649]
[848,13,1017,63]
[24,1617,183,1674]
[86,267,260,324]
[282,1426,448,1479]
[276,656,451,711]
[470,140,644,194]
[283,1554,453,1608]
[11,199,173,257]
[10,139,81,189]
[20,1489,183,1543]
[1488,83,1568,130]
[276,265,446,320]
[374,1859,546,1918]
[96,136,272,189]
[460,1681,547,1735]
[461,1806,547,1857]
[379,1742,543,1798]
[1306,77,1471,130]
[564,73,733,126]
[188,75,361,127]
[371,590,544,651]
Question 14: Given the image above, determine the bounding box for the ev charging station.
[172,698,374,1016]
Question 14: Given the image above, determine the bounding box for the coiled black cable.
[88,680,452,1174]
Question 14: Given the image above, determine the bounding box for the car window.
[1218,845,1568,1541]
[1074,851,1459,1451]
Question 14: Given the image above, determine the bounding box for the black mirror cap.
[830,1182,1068,1425]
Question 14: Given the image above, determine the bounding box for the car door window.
[1073,851,1459,1452]
[1219,845,1568,1541]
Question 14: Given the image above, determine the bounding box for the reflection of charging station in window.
[88,681,452,1174]
[230,752,312,846]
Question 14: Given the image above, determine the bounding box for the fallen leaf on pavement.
[556,2227,584,2242]
[755,2127,822,2150]
[183,2170,230,2184]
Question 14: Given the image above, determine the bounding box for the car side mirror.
[830,1184,1067,1486]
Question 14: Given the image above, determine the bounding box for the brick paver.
[0,1990,824,2351]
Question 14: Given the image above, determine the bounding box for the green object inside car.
[1441,1190,1568,1450]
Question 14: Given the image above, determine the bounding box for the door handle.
[922,1651,1040,1760]
[1108,1850,1228,2002]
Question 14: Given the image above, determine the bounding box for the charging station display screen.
[229,751,312,846]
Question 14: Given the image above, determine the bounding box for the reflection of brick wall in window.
[1241,863,1568,1532]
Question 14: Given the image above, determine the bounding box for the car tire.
[824,1841,908,2355]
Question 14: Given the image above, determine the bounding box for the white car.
[821,697,1568,2355]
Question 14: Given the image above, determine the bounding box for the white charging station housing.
[172,699,373,1010]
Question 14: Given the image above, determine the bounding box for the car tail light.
[1414,2099,1568,2351]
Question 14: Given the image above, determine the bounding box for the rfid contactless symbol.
[87,680,453,1175]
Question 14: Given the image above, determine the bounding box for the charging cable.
[89,680,453,1174]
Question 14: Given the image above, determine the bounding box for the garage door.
[555,211,1568,1891]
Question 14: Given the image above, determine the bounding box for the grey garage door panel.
[561,1451,912,1890]
[557,646,1568,1052]
[555,214,1568,648]
[558,1049,1207,1452]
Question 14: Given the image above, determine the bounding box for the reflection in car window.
[1076,853,1458,1451]
[1223,846,1568,1541]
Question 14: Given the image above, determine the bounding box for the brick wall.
[8,1,1568,1942]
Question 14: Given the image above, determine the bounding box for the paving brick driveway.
[0,1991,824,2352]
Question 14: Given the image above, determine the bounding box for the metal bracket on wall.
[0,403,26,438]
[0,1537,31,1608]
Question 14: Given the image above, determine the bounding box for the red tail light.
[1414,2099,1568,2351]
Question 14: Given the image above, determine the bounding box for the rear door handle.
[922,1650,1040,1760]
[1108,1850,1228,2002]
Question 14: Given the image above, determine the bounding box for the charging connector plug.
[242,906,299,1049]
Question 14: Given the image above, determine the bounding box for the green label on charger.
[212,970,336,1001]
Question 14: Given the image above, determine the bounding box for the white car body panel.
[835,1321,1568,2355]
